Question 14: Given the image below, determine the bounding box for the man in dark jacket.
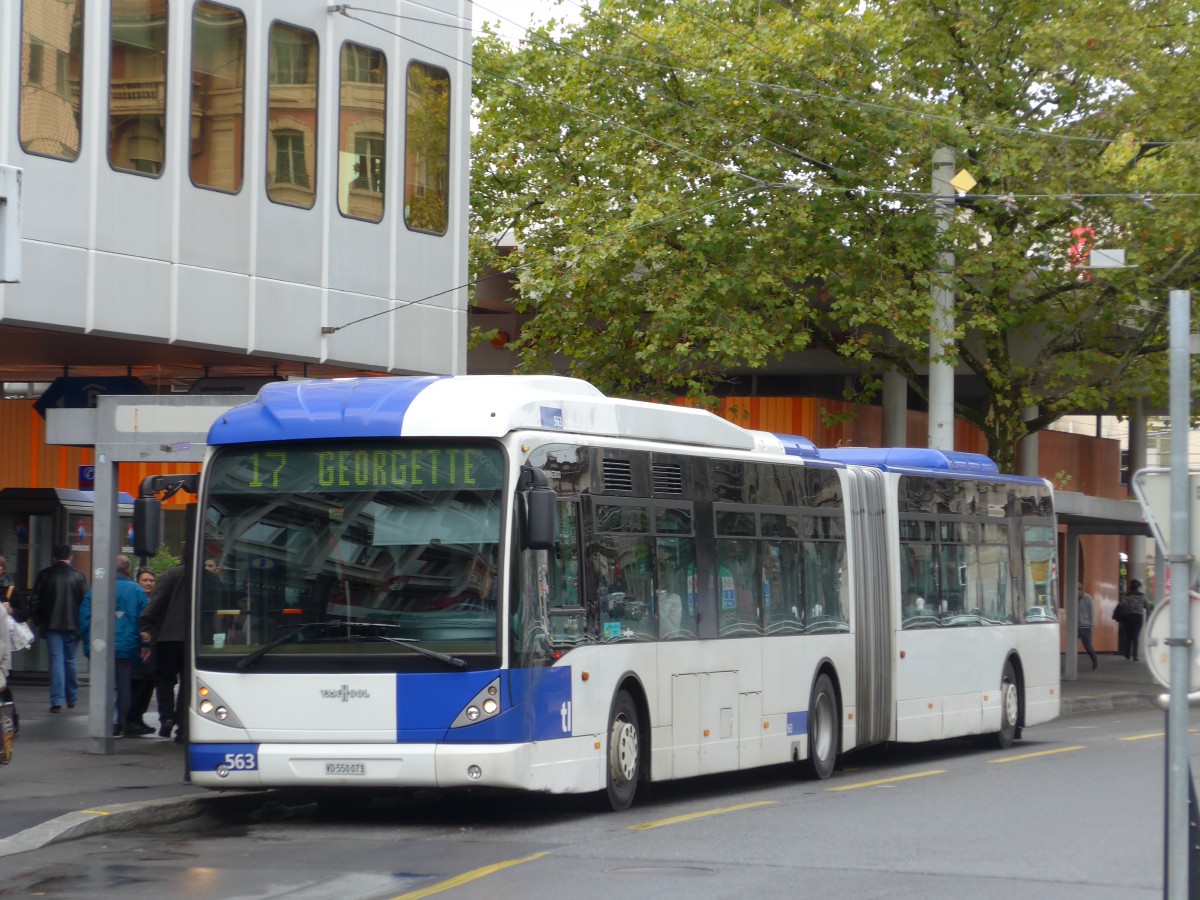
[140,561,190,740]
[31,543,89,712]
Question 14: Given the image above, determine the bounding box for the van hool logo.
[320,685,371,702]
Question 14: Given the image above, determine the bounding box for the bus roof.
[207,375,797,456]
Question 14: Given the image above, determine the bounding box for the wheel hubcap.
[612,718,638,782]
[813,695,833,759]
[1002,682,1018,726]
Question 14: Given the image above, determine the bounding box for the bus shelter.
[1056,490,1154,681]
[46,395,243,754]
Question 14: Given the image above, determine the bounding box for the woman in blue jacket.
[81,556,148,737]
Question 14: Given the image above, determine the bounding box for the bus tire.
[990,661,1020,750]
[605,689,641,811]
[804,673,838,780]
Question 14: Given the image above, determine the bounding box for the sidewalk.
[0,655,1167,857]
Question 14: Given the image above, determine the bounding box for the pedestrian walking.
[1076,583,1098,669]
[1119,579,1150,662]
[80,556,148,737]
[30,544,88,713]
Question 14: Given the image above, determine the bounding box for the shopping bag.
[0,701,15,765]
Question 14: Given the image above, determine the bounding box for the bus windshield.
[197,441,505,665]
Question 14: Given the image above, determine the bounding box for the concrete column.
[882,366,908,447]
[1018,406,1039,478]
[1063,526,1080,681]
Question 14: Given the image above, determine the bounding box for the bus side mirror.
[525,488,557,550]
[133,497,162,558]
[519,466,557,550]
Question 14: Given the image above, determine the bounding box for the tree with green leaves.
[471,0,1200,471]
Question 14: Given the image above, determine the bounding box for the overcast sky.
[472,0,583,44]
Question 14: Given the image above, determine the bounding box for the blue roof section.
[772,433,820,459]
[208,377,445,445]
[819,447,1002,476]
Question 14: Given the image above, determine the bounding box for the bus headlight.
[450,677,503,728]
[195,680,244,729]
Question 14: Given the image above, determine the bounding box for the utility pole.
[1164,289,1194,898]
[928,147,955,451]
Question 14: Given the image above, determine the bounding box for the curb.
[1061,692,1161,716]
[0,791,255,858]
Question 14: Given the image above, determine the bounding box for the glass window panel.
[762,541,802,635]
[596,504,649,534]
[717,538,760,636]
[338,42,386,221]
[978,540,1011,623]
[404,61,450,233]
[200,442,504,659]
[802,539,849,632]
[803,515,845,540]
[1023,527,1058,622]
[937,541,977,622]
[761,513,800,538]
[267,23,318,207]
[21,0,85,160]
[901,541,938,628]
[109,0,167,175]
[594,535,654,641]
[654,506,692,535]
[655,537,696,638]
[716,509,755,536]
[709,460,746,502]
[547,502,585,644]
[190,1,245,192]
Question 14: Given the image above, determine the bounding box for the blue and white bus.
[161,375,1059,809]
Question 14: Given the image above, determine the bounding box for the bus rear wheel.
[605,689,641,811]
[803,673,838,780]
[990,661,1020,749]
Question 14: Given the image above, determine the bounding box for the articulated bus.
[151,375,1059,809]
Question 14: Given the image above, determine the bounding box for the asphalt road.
[0,703,1178,899]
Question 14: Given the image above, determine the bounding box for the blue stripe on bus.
[208,376,446,445]
[190,742,261,772]
[397,667,574,743]
[786,711,808,736]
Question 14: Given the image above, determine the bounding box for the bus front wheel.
[804,673,838,780]
[605,689,641,811]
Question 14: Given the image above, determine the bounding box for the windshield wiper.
[236,620,334,671]
[235,619,467,671]
[345,622,467,669]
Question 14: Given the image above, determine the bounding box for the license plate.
[325,762,366,776]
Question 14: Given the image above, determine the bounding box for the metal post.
[928,147,955,451]
[87,455,118,755]
[1165,289,1194,897]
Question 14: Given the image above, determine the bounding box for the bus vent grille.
[652,464,684,495]
[602,459,634,493]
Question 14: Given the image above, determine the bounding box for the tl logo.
[560,701,572,734]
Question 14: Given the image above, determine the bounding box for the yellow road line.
[629,800,777,831]
[826,770,945,791]
[1121,729,1197,742]
[990,745,1085,763]
[390,852,548,900]
[81,810,112,816]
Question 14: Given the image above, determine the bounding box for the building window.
[273,131,309,188]
[108,0,168,177]
[266,23,318,208]
[404,61,450,234]
[338,42,386,222]
[19,0,84,161]
[190,1,246,193]
[343,44,384,84]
